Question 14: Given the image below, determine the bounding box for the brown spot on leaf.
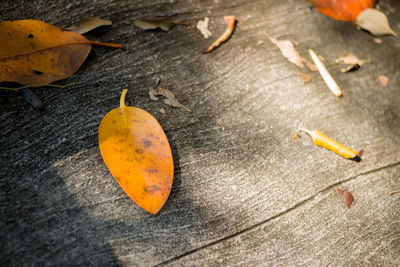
[143,139,152,148]
[28,33,34,39]
[152,185,161,191]
[147,169,158,173]
[33,70,42,75]
[135,148,143,154]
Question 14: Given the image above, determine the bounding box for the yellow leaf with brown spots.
[98,89,173,214]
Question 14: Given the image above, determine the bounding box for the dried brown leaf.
[336,188,354,208]
[65,17,112,34]
[335,53,371,66]
[335,53,371,73]
[204,16,235,53]
[149,86,191,112]
[134,16,182,31]
[266,33,316,72]
[378,74,389,86]
[356,8,398,36]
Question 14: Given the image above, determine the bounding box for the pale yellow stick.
[309,49,343,97]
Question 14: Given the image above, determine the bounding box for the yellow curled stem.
[296,129,362,160]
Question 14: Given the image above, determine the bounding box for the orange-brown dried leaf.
[0,19,123,86]
[308,0,375,21]
[98,89,174,214]
[204,16,235,53]
[336,188,354,208]
[0,20,91,85]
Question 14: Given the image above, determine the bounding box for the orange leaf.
[0,19,123,86]
[308,0,375,21]
[98,89,174,214]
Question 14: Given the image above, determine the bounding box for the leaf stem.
[0,41,124,60]
[297,128,313,138]
[0,82,75,91]
[120,89,128,108]
[389,189,400,195]
[86,41,124,49]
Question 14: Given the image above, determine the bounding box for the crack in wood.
[156,160,400,266]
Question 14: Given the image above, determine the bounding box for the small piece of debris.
[373,37,382,44]
[309,49,342,97]
[159,108,166,114]
[196,17,212,39]
[134,16,184,31]
[342,64,361,73]
[389,189,400,195]
[335,53,371,65]
[336,188,354,208]
[378,75,389,86]
[335,53,371,73]
[149,79,191,112]
[266,32,317,72]
[297,71,312,84]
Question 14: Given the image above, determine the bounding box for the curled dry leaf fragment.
[203,16,235,53]
[297,71,312,84]
[356,8,398,36]
[149,83,191,112]
[134,16,184,32]
[335,53,371,65]
[65,17,112,34]
[197,17,212,39]
[266,33,317,71]
[341,64,361,73]
[336,188,354,208]
[309,49,342,97]
[378,74,388,86]
[335,53,371,72]
[0,19,123,86]
[98,89,174,214]
[296,129,363,160]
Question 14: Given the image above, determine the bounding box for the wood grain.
[1,0,399,266]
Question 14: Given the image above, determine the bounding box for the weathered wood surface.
[1,0,399,266]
